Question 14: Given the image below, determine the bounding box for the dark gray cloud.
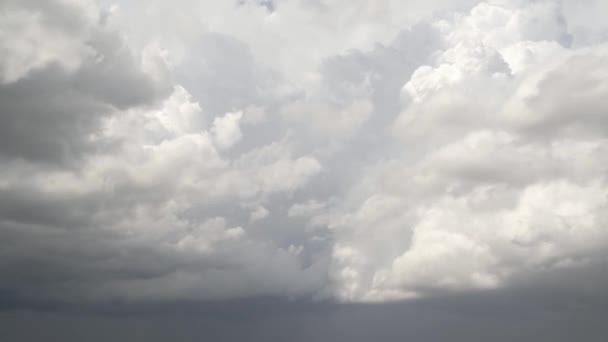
[0,0,171,164]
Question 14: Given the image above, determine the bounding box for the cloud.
[1,0,608,312]
[212,111,244,150]
[0,0,172,164]
[323,0,608,301]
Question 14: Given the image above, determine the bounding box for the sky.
[1,0,608,340]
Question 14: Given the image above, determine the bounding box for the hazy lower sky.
[1,0,608,340]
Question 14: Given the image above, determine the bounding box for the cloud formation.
[1,0,607,309]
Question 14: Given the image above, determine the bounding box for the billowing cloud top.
[1,0,608,307]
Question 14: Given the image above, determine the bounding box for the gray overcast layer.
[1,0,608,340]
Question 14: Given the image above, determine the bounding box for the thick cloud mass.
[0,0,171,163]
[1,0,608,312]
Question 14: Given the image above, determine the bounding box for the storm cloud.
[1,0,608,340]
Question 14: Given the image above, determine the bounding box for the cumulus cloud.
[212,111,243,150]
[323,0,608,301]
[0,0,172,164]
[1,0,608,310]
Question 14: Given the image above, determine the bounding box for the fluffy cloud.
[0,0,325,303]
[1,0,608,308]
[324,0,608,301]
[212,111,244,149]
[0,0,172,163]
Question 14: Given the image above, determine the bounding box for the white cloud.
[326,0,608,301]
[249,205,270,222]
[2,0,608,307]
[212,111,244,150]
[288,200,327,218]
